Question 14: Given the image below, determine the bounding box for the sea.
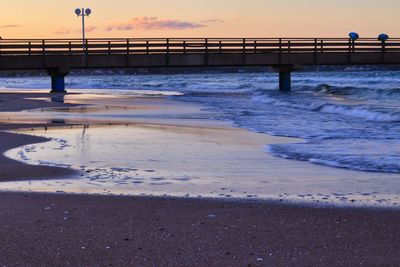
[1,69,399,175]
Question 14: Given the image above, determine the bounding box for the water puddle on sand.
[0,92,219,127]
[2,123,400,208]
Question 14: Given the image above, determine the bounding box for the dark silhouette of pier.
[0,38,399,92]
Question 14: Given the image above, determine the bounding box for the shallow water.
[3,122,400,208]
[1,70,400,173]
[1,71,400,207]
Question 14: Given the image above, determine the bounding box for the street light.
[75,8,92,52]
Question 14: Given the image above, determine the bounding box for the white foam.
[317,104,400,122]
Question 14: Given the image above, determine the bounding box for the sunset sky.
[1,0,399,38]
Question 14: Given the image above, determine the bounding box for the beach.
[0,92,77,182]
[0,90,399,266]
[1,192,400,266]
[3,0,400,265]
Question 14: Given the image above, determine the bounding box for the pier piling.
[47,68,70,93]
[272,65,302,92]
[279,72,292,92]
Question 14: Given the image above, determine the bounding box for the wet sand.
[0,92,75,112]
[0,131,76,181]
[1,92,400,266]
[0,92,77,181]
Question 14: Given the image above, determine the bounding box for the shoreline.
[0,91,400,265]
[0,91,399,208]
[4,188,400,213]
[0,92,80,181]
[4,122,399,208]
[0,131,78,182]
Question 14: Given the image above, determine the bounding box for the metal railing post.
[41,40,46,68]
[314,38,318,54]
[166,39,170,65]
[166,38,170,54]
[381,40,386,64]
[278,38,282,64]
[127,39,130,54]
[348,38,352,53]
[314,38,318,64]
[126,39,131,67]
[42,40,45,56]
[205,38,209,65]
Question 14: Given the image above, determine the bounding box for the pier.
[1,37,400,92]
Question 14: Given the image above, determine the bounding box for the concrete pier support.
[47,68,70,93]
[279,72,292,92]
[271,65,302,92]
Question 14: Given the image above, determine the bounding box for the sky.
[0,0,399,38]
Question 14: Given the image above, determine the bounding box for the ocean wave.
[315,84,400,100]
[312,104,400,122]
[251,90,400,122]
[2,71,400,175]
[183,91,251,97]
[267,144,400,173]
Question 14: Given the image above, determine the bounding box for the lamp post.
[75,8,92,52]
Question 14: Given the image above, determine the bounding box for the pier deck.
[1,38,399,92]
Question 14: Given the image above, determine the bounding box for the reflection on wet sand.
[1,91,400,208]
[51,93,66,104]
[0,92,215,126]
[3,123,400,208]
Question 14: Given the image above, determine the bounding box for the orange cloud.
[232,17,243,22]
[0,24,21,29]
[86,26,97,33]
[54,28,71,35]
[54,26,97,35]
[106,17,205,31]
[201,19,224,24]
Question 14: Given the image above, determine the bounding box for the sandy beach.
[1,91,400,266]
[1,192,400,266]
[2,0,400,265]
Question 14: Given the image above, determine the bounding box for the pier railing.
[0,38,399,56]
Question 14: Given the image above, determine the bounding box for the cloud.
[54,26,97,35]
[86,26,97,33]
[0,24,21,29]
[107,23,133,31]
[232,17,243,22]
[54,28,71,35]
[107,17,205,31]
[201,19,224,24]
